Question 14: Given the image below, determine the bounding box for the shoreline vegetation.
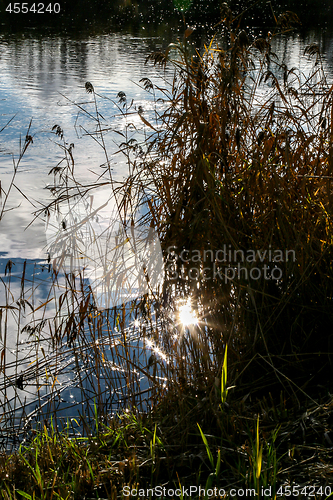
[2,3,333,499]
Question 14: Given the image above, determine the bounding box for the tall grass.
[121,9,333,395]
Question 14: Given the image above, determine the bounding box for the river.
[0,18,333,448]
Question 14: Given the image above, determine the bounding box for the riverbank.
[1,393,333,499]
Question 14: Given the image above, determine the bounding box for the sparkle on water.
[177,299,198,327]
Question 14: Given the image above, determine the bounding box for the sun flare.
[178,300,198,326]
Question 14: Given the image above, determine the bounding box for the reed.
[125,8,333,393]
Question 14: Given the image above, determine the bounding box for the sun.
[178,299,198,327]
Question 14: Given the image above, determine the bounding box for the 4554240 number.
[6,3,60,13]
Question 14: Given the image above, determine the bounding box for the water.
[0,28,177,258]
[1,21,333,447]
[0,25,179,447]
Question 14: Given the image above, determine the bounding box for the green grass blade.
[221,344,228,404]
[16,492,33,500]
[197,423,214,469]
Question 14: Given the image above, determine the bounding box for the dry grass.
[121,8,333,395]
